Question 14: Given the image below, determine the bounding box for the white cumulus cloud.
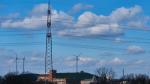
[59,5,149,37]
[31,3,48,16]
[64,56,96,67]
[127,45,145,54]
[69,3,93,14]
[110,57,124,65]
[0,4,149,38]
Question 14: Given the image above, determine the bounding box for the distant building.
[37,70,96,84]
[119,81,128,84]
[81,76,98,84]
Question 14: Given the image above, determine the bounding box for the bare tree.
[123,74,149,84]
[0,76,2,84]
[96,67,115,84]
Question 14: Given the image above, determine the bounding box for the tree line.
[0,67,150,84]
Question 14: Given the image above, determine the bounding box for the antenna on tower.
[45,0,53,82]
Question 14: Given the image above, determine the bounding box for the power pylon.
[45,0,53,81]
[74,54,81,73]
[22,57,25,73]
[76,56,79,73]
[122,68,125,78]
[16,56,18,74]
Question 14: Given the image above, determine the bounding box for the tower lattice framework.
[45,0,53,79]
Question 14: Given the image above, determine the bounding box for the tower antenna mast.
[45,0,53,82]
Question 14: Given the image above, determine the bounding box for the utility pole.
[22,57,25,74]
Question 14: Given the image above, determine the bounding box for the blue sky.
[0,0,150,77]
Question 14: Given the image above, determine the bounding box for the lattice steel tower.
[45,0,53,78]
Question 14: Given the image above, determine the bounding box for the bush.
[96,67,115,84]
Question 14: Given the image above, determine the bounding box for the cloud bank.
[0,4,149,38]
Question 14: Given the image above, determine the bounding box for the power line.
[0,33,45,37]
[0,1,48,4]
[0,42,43,46]
[0,34,149,46]
[1,31,150,45]
[0,17,71,21]
[0,30,149,41]
[0,41,148,52]
[66,37,150,45]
